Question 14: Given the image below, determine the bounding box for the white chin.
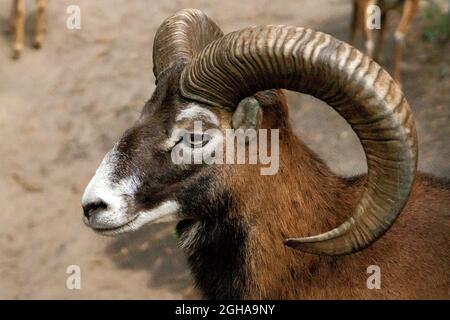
[92,200,180,236]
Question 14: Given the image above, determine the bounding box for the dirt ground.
[0,0,448,299]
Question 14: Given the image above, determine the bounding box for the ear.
[231,97,263,130]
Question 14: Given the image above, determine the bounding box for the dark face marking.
[109,66,222,220]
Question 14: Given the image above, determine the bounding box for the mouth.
[90,216,193,238]
[83,200,181,236]
[90,214,141,236]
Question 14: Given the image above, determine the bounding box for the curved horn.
[180,26,418,255]
[152,9,223,80]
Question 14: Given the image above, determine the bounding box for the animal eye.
[185,133,211,148]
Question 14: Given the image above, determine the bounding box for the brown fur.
[84,64,448,299]
[222,90,449,299]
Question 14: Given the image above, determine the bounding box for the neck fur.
[225,128,363,298]
[181,124,364,299]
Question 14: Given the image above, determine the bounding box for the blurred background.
[0,0,448,299]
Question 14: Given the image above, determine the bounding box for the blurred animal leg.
[362,22,374,56]
[12,0,25,59]
[374,10,387,63]
[392,0,418,82]
[362,1,375,57]
[349,0,359,45]
[6,0,15,34]
[34,0,48,49]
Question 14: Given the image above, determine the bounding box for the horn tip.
[284,238,321,254]
[284,238,308,248]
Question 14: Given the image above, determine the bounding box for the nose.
[83,200,108,219]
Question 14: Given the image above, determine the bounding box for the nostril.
[83,200,108,219]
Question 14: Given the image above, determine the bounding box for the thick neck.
[225,129,361,298]
[186,127,363,299]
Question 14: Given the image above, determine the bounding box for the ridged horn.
[179,25,418,255]
[152,9,223,81]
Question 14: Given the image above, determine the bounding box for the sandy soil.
[0,0,448,299]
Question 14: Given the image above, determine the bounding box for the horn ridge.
[180,25,418,255]
[152,9,223,80]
